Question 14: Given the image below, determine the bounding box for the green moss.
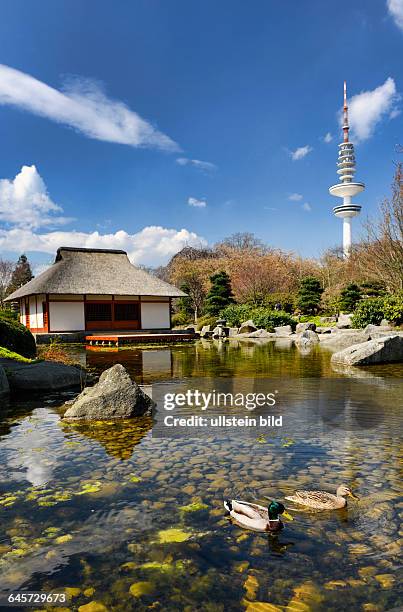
[179,501,208,513]
[157,528,192,543]
[0,346,37,363]
[129,581,154,597]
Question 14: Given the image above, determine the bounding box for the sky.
[0,0,402,271]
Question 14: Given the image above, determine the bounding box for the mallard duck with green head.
[224,499,293,532]
[285,485,358,510]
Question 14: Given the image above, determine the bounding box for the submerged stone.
[129,581,154,597]
[157,528,192,543]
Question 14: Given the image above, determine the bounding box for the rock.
[380,319,390,327]
[0,359,85,392]
[296,322,316,333]
[319,330,369,350]
[295,330,319,349]
[63,364,154,420]
[274,325,293,336]
[0,365,9,397]
[320,316,337,323]
[331,335,403,366]
[228,327,239,337]
[364,324,392,336]
[247,329,271,338]
[238,320,257,334]
[336,314,352,328]
[200,325,211,337]
[315,326,332,334]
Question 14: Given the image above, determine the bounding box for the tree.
[358,163,403,292]
[8,255,34,294]
[297,276,323,314]
[204,271,235,316]
[0,259,14,306]
[339,283,362,312]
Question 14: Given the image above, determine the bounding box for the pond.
[0,340,402,611]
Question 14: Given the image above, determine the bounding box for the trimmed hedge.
[0,317,36,358]
[220,304,296,331]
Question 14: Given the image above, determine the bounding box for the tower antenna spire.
[343,81,349,143]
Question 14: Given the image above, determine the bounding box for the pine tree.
[339,283,362,312]
[296,276,323,314]
[8,255,34,293]
[204,271,234,316]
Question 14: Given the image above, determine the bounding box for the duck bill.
[348,492,359,500]
[282,511,293,521]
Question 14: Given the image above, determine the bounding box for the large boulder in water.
[331,335,403,366]
[63,364,154,420]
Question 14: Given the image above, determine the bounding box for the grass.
[0,346,38,363]
[298,315,337,327]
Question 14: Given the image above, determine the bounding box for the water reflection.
[0,340,401,611]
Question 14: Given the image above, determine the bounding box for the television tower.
[329,82,365,258]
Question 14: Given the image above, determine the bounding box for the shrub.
[383,293,403,325]
[351,298,385,328]
[204,271,234,316]
[339,283,362,312]
[0,318,36,358]
[0,308,19,323]
[196,315,218,331]
[220,304,295,331]
[171,312,192,327]
[220,304,254,327]
[297,277,323,314]
[258,292,296,313]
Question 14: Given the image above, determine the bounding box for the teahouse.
[5,247,186,333]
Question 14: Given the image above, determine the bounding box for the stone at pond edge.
[0,364,10,397]
[331,335,403,366]
[296,322,316,333]
[63,364,154,420]
[1,359,84,391]
[239,320,257,334]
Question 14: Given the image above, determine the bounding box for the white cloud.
[288,192,303,201]
[188,196,207,208]
[387,0,403,31]
[176,157,216,171]
[347,77,399,142]
[0,226,206,267]
[290,145,312,160]
[0,64,179,151]
[324,132,333,143]
[0,165,73,229]
[302,202,312,212]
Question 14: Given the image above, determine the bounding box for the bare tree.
[0,258,14,306]
[359,163,403,292]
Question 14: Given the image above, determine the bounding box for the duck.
[224,499,293,533]
[285,485,358,510]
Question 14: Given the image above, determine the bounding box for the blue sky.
[0,0,402,270]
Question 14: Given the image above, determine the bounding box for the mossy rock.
[179,501,208,514]
[129,581,154,597]
[157,528,192,543]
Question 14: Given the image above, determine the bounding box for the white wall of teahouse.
[49,302,85,331]
[141,302,170,329]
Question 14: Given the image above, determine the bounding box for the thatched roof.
[5,247,186,301]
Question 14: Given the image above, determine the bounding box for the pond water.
[0,340,402,611]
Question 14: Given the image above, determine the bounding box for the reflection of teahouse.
[5,247,186,334]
